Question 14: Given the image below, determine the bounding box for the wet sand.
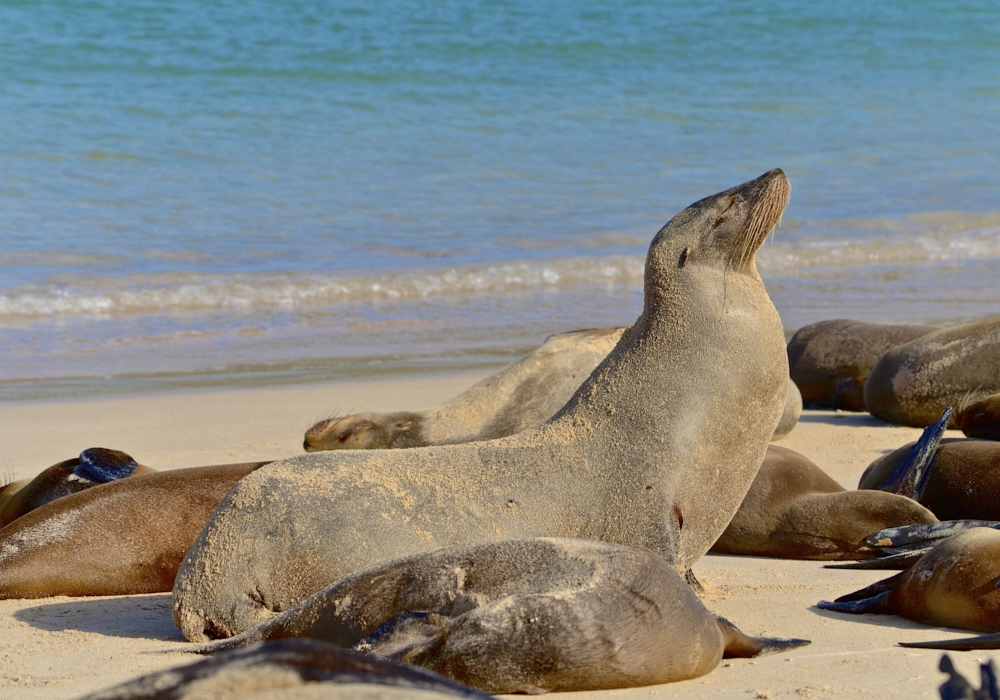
[0,375,990,699]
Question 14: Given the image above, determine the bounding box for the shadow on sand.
[13,593,184,641]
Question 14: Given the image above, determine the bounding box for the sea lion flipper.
[824,550,928,569]
[815,590,891,615]
[866,520,1000,550]
[877,407,953,499]
[899,634,1000,652]
[76,448,139,483]
[831,572,905,603]
[715,616,810,658]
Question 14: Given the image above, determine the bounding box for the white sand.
[0,376,990,699]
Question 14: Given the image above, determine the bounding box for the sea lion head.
[645,169,790,303]
[304,412,426,452]
[957,393,1000,441]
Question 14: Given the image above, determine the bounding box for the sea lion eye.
[678,247,692,268]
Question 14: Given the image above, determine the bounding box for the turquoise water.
[2,1,1000,400]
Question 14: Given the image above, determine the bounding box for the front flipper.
[899,633,1000,652]
[75,447,139,483]
[877,407,952,500]
[816,590,891,615]
[715,616,810,658]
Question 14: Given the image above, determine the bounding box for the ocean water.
[2,1,999,401]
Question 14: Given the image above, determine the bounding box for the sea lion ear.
[76,447,139,483]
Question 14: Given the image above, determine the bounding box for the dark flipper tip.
[900,633,1000,651]
[750,637,812,658]
[76,448,138,483]
[816,591,891,616]
[878,406,953,500]
[866,520,1000,550]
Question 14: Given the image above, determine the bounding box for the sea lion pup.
[786,319,936,411]
[0,461,268,599]
[865,317,1000,427]
[859,410,1000,521]
[189,539,809,694]
[957,393,1000,441]
[305,332,801,451]
[817,528,1000,646]
[710,445,937,560]
[173,170,792,642]
[80,639,491,700]
[0,448,156,527]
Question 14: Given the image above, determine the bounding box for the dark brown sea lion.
[859,412,1000,521]
[711,445,937,560]
[818,528,1000,640]
[0,461,267,599]
[172,170,793,642]
[865,317,1000,427]
[80,639,492,700]
[304,333,801,451]
[0,448,156,527]
[957,393,1000,441]
[188,539,808,693]
[786,319,936,411]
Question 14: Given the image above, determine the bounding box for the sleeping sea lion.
[80,639,492,700]
[818,528,1000,641]
[172,170,793,642]
[189,539,808,693]
[858,412,1000,521]
[0,448,156,527]
[711,445,937,560]
[865,317,1000,427]
[304,333,801,451]
[0,461,268,599]
[786,319,936,411]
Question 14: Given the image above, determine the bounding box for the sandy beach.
[0,374,991,699]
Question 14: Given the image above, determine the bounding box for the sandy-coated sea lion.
[865,317,1000,427]
[859,421,1000,521]
[957,393,1000,441]
[787,319,936,411]
[711,445,937,560]
[304,334,801,451]
[172,170,793,642]
[80,639,491,700]
[189,539,808,693]
[818,528,1000,642]
[0,461,267,599]
[0,448,156,527]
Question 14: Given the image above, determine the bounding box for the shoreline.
[0,377,992,699]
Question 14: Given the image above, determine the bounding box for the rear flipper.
[866,520,1000,550]
[878,407,953,500]
[825,550,928,570]
[936,654,1000,700]
[715,616,810,658]
[830,572,904,603]
[815,590,891,615]
[899,633,1000,652]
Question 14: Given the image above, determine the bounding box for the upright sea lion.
[190,539,808,693]
[0,448,156,527]
[786,319,936,411]
[859,416,1000,521]
[172,170,793,642]
[865,317,1000,427]
[0,461,267,599]
[304,333,801,450]
[81,639,492,700]
[711,445,937,560]
[957,393,1000,441]
[817,528,1000,638]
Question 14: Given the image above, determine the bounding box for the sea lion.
[0,448,156,527]
[865,317,1000,427]
[80,639,492,700]
[818,528,1000,638]
[787,319,937,412]
[0,461,267,599]
[859,417,1000,521]
[172,170,793,642]
[711,445,937,560]
[957,393,1000,441]
[305,333,801,451]
[190,539,808,693]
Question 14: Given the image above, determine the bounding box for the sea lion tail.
[899,634,1000,652]
[876,407,952,500]
[815,590,891,615]
[715,616,810,658]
